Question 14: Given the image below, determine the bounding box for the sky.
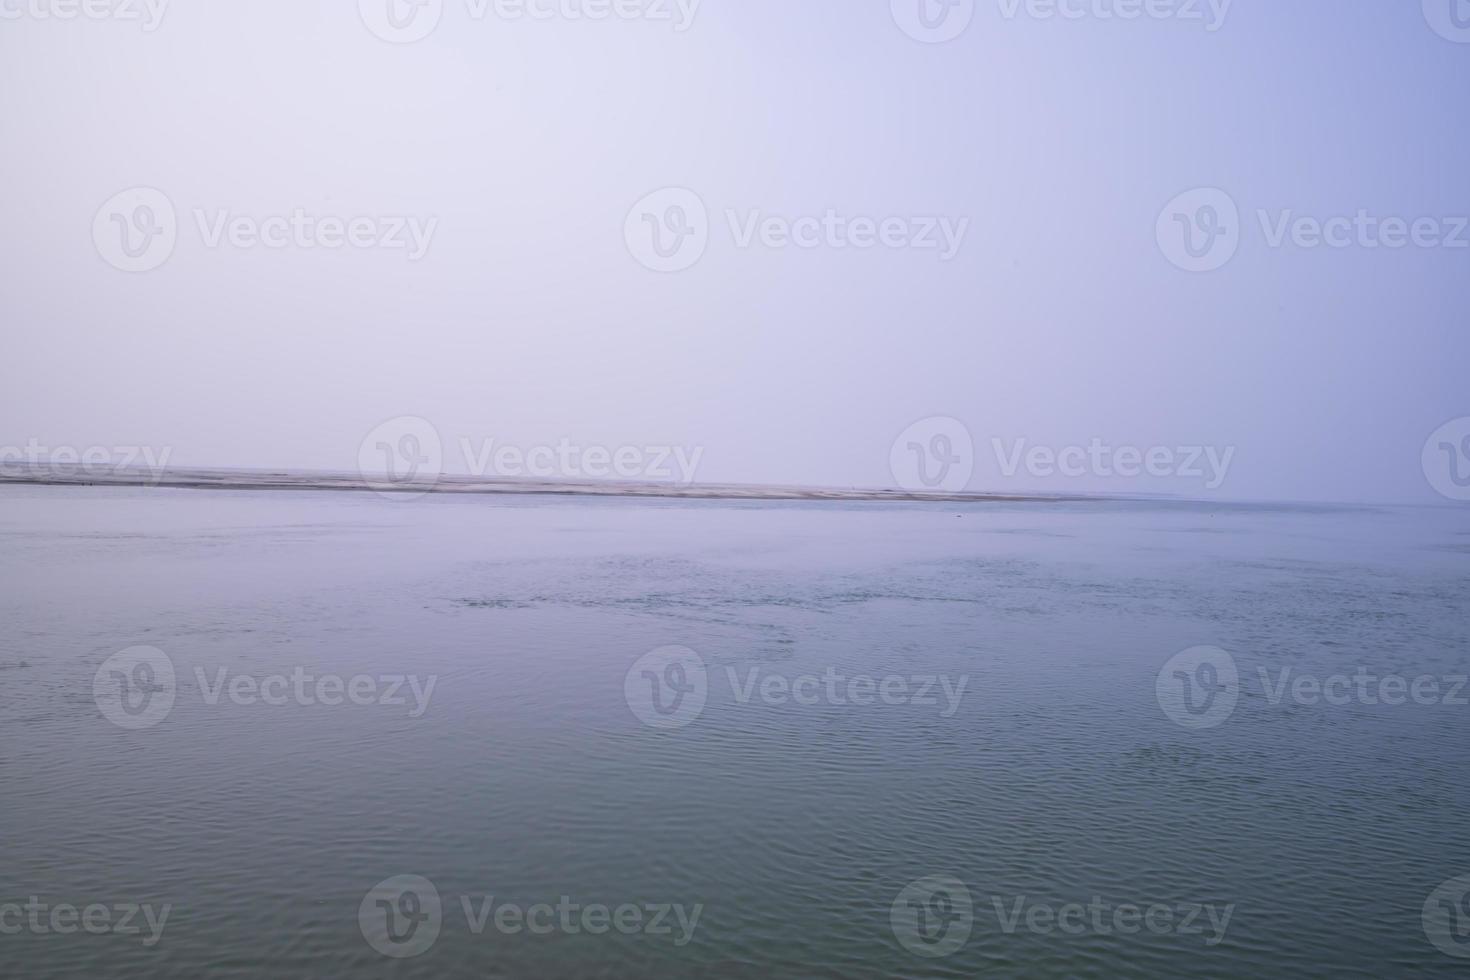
[2,0,1467,503]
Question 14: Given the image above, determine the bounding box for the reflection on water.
[2,486,1468,978]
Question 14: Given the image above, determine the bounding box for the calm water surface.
[2,486,1468,978]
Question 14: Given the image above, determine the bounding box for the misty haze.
[2,2,1468,978]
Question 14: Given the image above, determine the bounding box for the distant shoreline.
[0,465,1092,504]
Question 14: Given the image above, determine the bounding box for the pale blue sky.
[2,1,1466,501]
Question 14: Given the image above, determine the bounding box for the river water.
[2,485,1468,978]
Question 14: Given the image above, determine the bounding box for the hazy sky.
[2,0,1467,502]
